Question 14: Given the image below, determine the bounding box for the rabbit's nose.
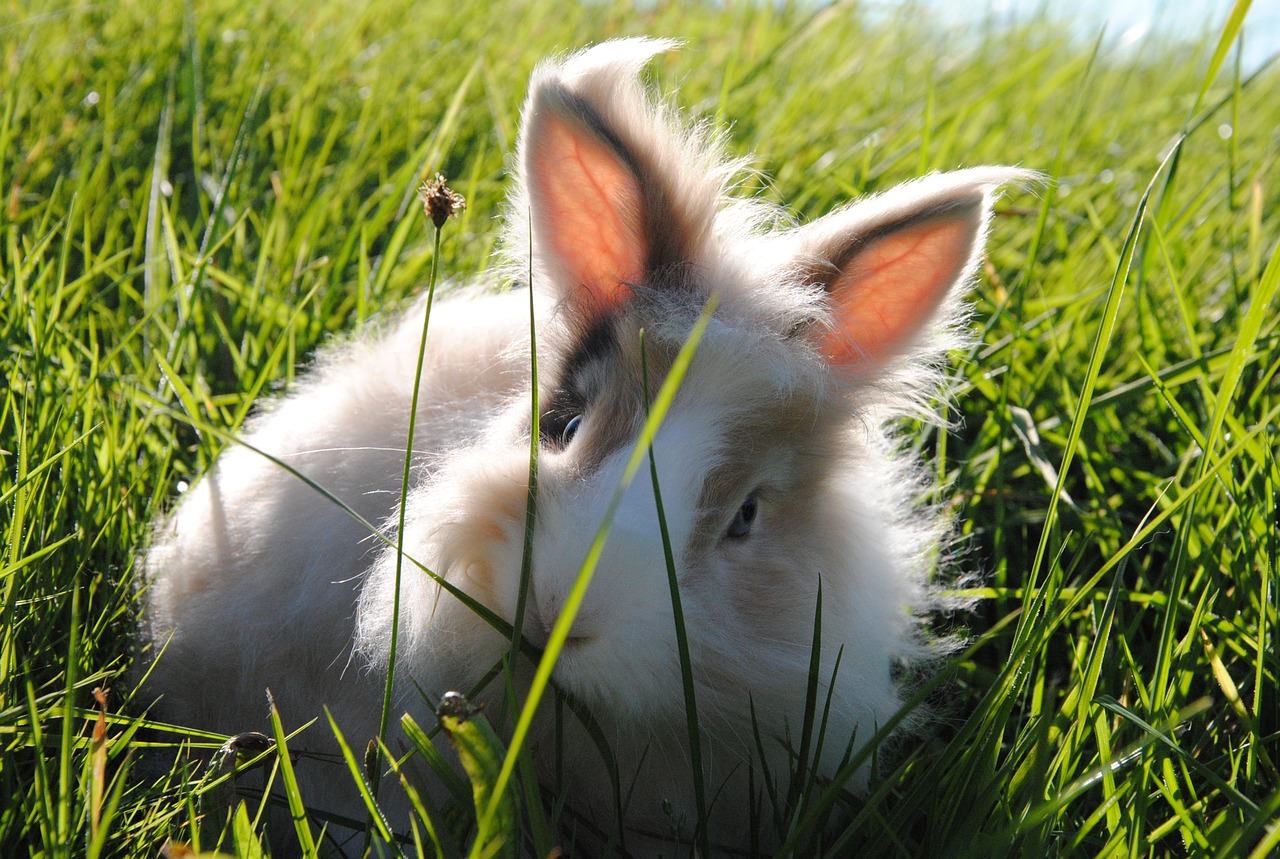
[517,595,582,650]
[522,624,550,649]
[520,609,551,649]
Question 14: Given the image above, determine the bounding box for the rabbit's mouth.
[518,583,606,652]
[528,623,610,677]
[538,631,598,655]
[517,613,596,653]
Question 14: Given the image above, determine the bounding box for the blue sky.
[867,0,1278,73]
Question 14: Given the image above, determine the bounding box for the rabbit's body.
[145,291,531,669]
[142,37,1031,854]
[142,291,536,822]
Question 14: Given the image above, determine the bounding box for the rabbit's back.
[141,289,533,738]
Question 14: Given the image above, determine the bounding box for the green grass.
[2,0,1278,855]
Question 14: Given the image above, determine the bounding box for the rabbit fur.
[141,37,1033,855]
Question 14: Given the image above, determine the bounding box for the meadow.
[1,0,1277,855]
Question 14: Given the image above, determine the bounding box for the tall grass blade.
[266,692,320,855]
[639,329,709,858]
[1193,0,1252,115]
[323,708,400,850]
[477,294,720,840]
[377,217,446,797]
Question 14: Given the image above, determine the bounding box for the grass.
[2,0,1278,855]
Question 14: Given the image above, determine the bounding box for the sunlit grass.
[1,0,1277,855]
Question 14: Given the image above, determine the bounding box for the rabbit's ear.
[519,40,715,320]
[798,168,1030,372]
[523,92,647,316]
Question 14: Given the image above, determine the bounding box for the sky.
[866,0,1279,74]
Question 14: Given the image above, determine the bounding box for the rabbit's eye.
[726,493,758,540]
[561,415,583,445]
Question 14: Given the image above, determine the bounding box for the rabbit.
[141,36,1034,855]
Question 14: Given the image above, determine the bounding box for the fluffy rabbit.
[141,37,1032,854]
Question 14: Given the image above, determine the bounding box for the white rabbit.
[142,37,1032,855]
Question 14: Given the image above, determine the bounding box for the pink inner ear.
[529,112,648,313]
[822,211,980,370]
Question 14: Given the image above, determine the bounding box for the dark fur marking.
[564,315,620,381]
[539,316,618,449]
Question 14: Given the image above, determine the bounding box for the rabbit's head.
[357,37,1031,842]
